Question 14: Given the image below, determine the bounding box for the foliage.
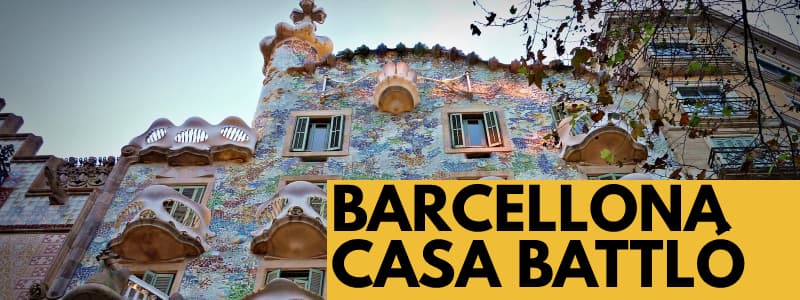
[470,0,800,179]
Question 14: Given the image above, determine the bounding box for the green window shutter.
[142,270,156,285]
[309,196,325,216]
[483,111,502,147]
[327,115,344,151]
[266,269,281,284]
[142,271,174,295]
[306,268,325,296]
[450,113,465,148]
[152,273,175,294]
[292,117,310,151]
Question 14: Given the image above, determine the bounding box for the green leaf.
[614,47,625,64]
[687,61,702,72]
[702,64,719,74]
[600,148,616,164]
[689,114,701,127]
[644,22,655,36]
[509,5,517,14]
[722,105,733,116]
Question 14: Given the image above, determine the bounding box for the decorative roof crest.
[259,0,333,74]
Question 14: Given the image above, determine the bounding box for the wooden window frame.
[254,258,327,297]
[442,106,512,155]
[282,110,352,159]
[124,261,187,296]
[277,175,343,191]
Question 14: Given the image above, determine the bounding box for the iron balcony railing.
[680,96,755,117]
[646,42,737,73]
[647,42,730,61]
[122,275,169,300]
[708,146,800,178]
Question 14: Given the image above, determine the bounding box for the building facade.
[2,1,796,300]
[0,98,117,300]
[600,10,800,179]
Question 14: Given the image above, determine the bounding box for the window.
[265,269,324,296]
[708,135,755,166]
[674,85,750,117]
[786,93,800,113]
[650,41,702,58]
[283,110,351,159]
[278,175,342,192]
[757,58,800,87]
[162,185,206,227]
[139,270,176,294]
[443,106,511,156]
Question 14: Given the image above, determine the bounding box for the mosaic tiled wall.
[0,162,88,226]
[0,159,89,297]
[0,233,66,300]
[69,47,670,299]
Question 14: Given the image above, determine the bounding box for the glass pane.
[307,122,330,151]
[465,119,486,147]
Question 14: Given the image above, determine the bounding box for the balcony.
[557,109,647,165]
[680,96,755,118]
[109,185,215,262]
[645,42,740,76]
[125,116,256,166]
[709,146,800,179]
[251,181,327,259]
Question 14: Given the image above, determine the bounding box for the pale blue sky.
[0,1,797,157]
[0,0,537,157]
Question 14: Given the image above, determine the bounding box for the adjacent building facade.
[1,1,797,300]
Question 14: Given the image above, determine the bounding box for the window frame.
[282,110,352,159]
[124,261,187,296]
[706,135,756,167]
[254,258,326,297]
[442,106,512,155]
[756,57,800,88]
[785,93,800,113]
[649,40,704,58]
[277,175,342,192]
[153,176,214,228]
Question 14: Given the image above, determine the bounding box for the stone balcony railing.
[124,116,256,166]
[109,185,215,262]
[251,181,327,259]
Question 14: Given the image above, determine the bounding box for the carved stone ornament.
[56,156,116,189]
[557,107,647,165]
[62,250,131,300]
[374,61,420,114]
[251,181,327,259]
[259,0,333,74]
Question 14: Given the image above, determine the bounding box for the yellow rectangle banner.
[326,180,797,298]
